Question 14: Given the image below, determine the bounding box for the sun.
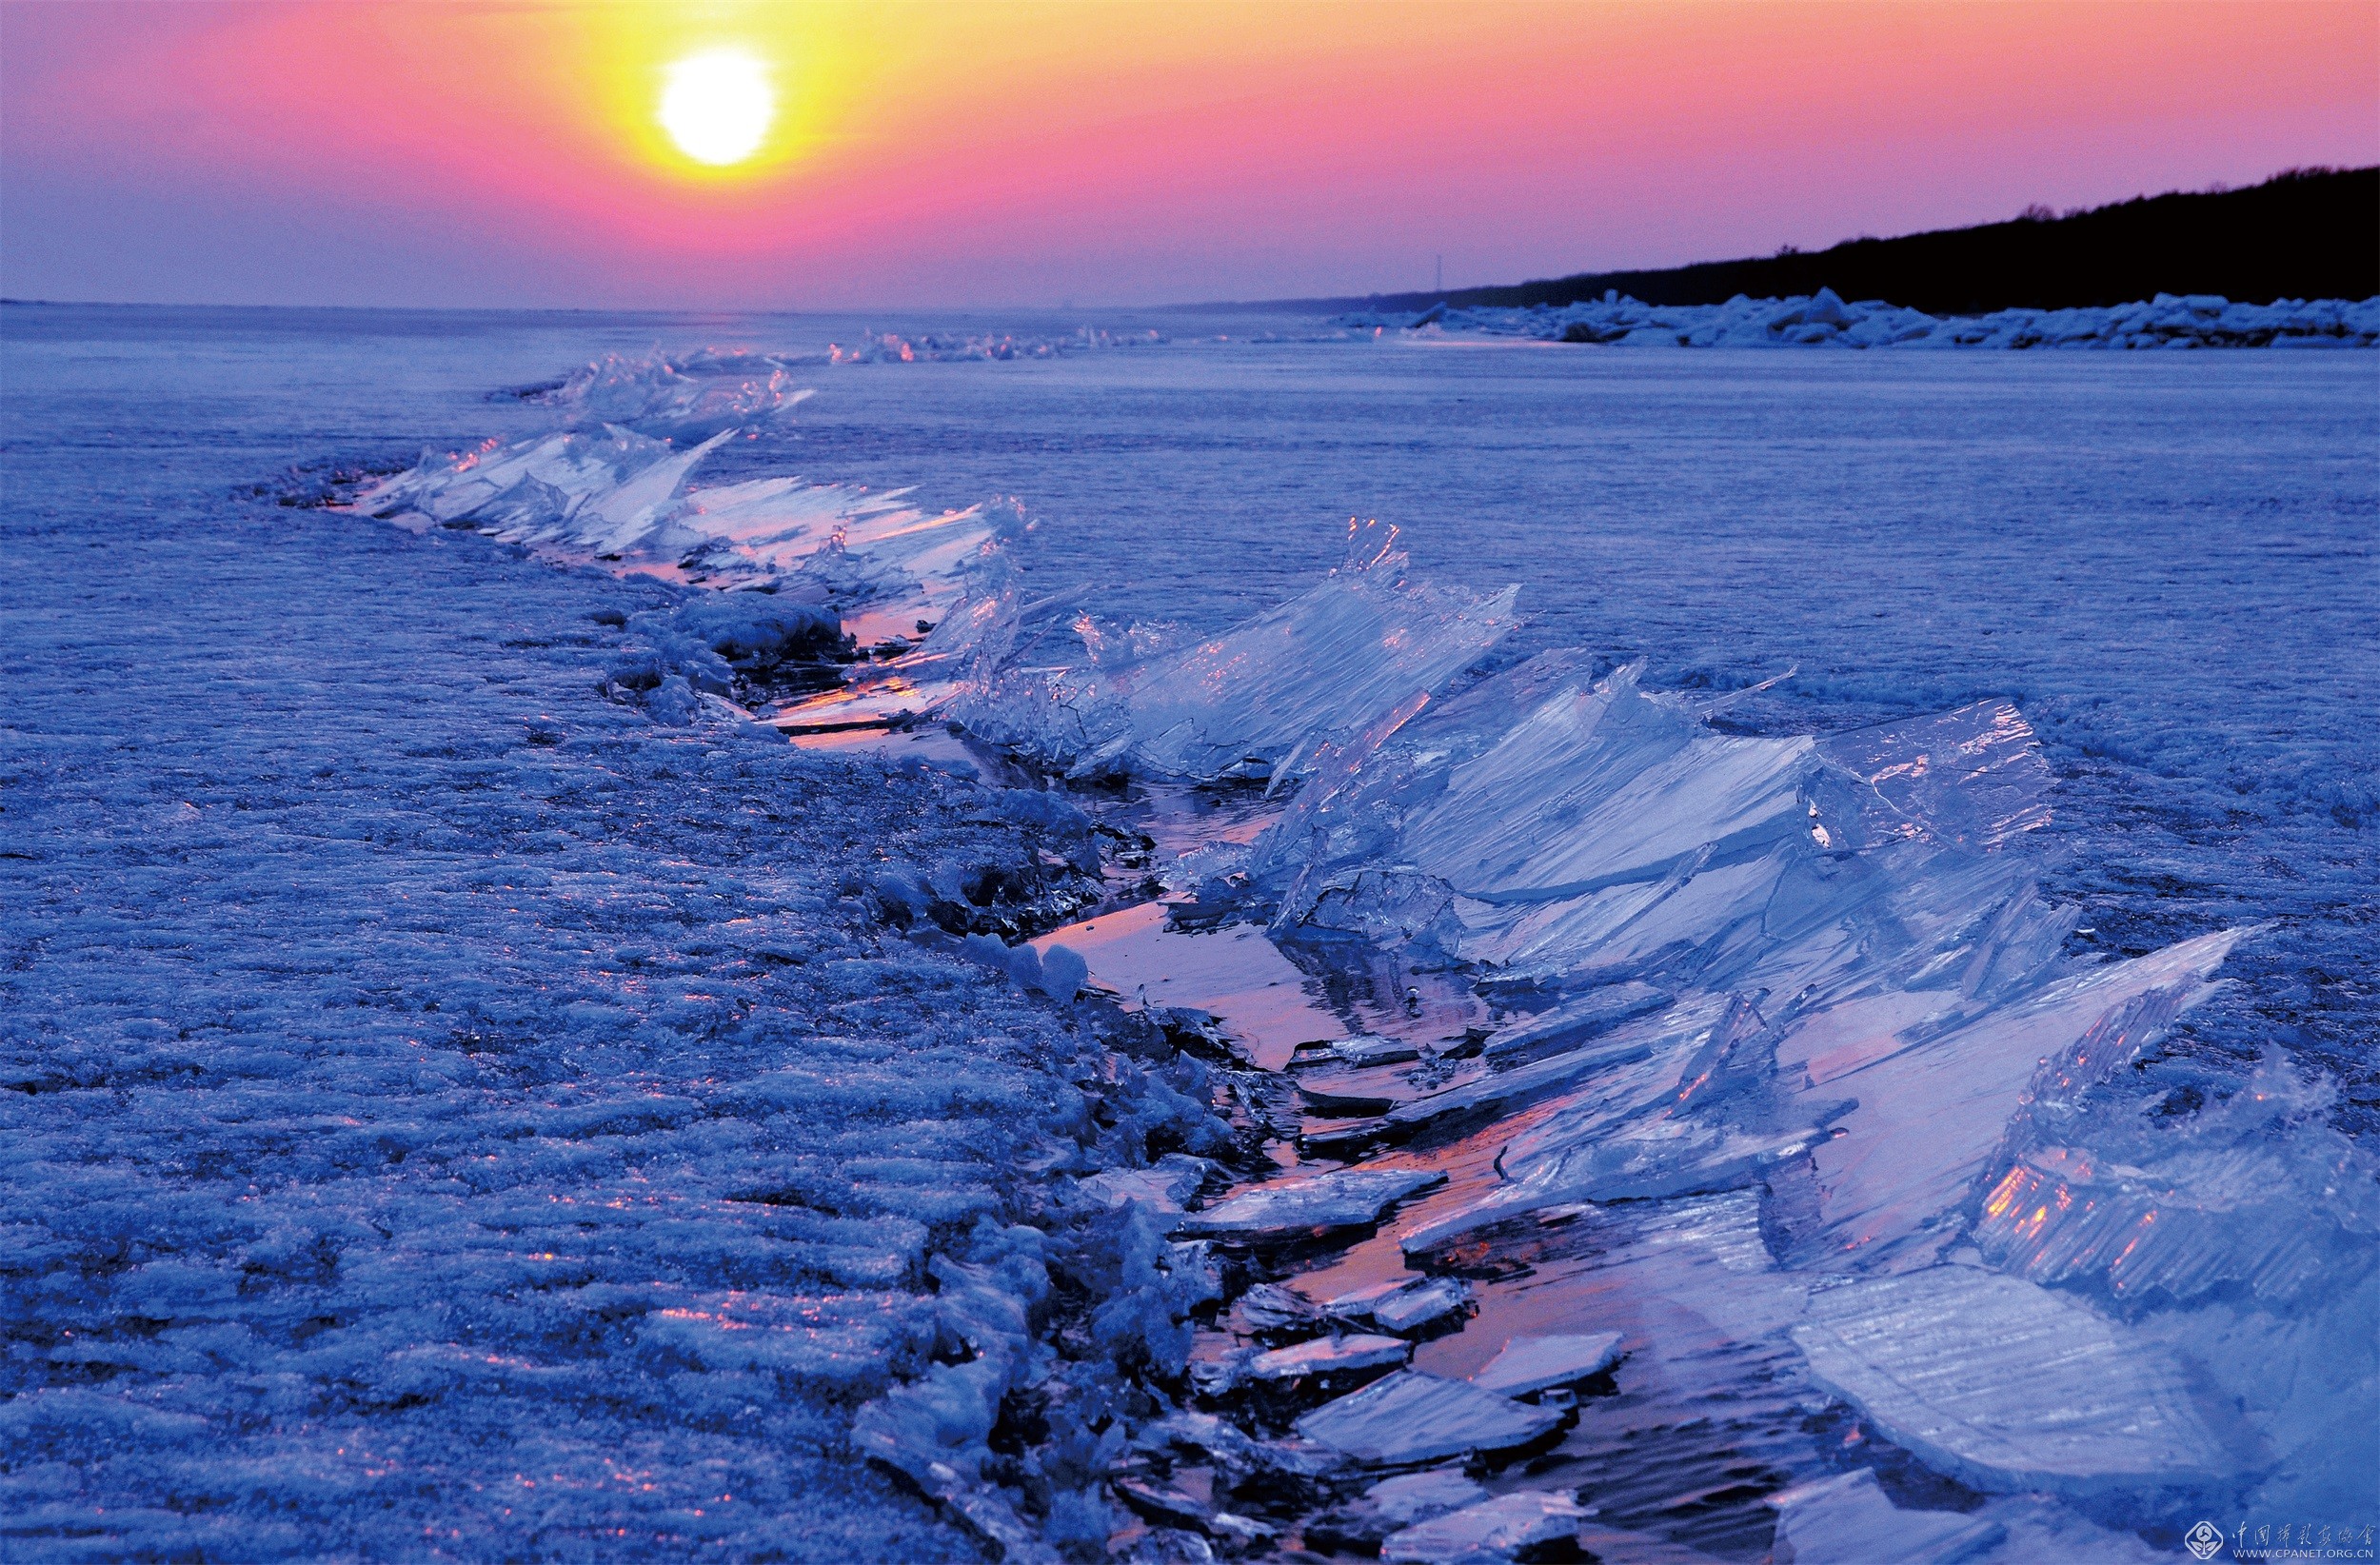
[659,49,774,167]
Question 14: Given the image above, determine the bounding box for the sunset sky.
[3,0,2374,309]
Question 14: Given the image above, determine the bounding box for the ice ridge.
[1347,287,2380,348]
[324,343,2373,1554]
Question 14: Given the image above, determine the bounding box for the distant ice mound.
[528,348,814,438]
[1354,287,2380,348]
[825,326,1166,365]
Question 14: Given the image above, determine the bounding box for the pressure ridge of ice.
[1351,287,2380,348]
[351,352,999,637]
[318,342,2374,1553]
[878,508,2377,1544]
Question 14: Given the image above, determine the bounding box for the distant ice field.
[7,303,2375,1124]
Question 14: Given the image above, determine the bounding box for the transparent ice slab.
[1790,1267,2231,1496]
[951,545,1518,782]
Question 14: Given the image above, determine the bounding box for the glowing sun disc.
[660,50,773,166]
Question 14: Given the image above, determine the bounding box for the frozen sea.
[3,302,2375,1559]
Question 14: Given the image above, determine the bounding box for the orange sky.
[3,0,2373,307]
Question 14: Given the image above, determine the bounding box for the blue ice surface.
[3,302,2375,1555]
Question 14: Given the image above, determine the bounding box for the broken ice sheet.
[1397,667,1814,902]
[1790,1267,2230,1496]
[1467,1332,1623,1398]
[1378,1489,1593,1563]
[1294,1371,1565,1466]
[1241,1332,1410,1382]
[1363,1468,1489,1526]
[1077,1154,1217,1216]
[1173,1167,1445,1243]
[958,542,1518,782]
[1478,981,1672,1060]
[1324,1275,1472,1335]
[1808,699,2053,853]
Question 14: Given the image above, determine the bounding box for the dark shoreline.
[1222,166,2380,317]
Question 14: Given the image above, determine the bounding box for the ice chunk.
[1078,1154,1215,1215]
[1290,1035,1422,1069]
[1173,1167,1446,1243]
[1295,1371,1566,1465]
[1322,1275,1473,1335]
[1242,1332,1411,1382]
[1365,1468,1491,1525]
[1767,1469,2006,1565]
[1776,927,2246,1266]
[1231,1282,1322,1335]
[1380,1490,1593,1562]
[1305,1468,1487,1554]
[1297,1060,1426,1118]
[958,541,1517,782]
[1468,1332,1624,1397]
[1790,1268,2229,1495]
[1809,700,2053,852]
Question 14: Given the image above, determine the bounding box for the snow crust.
[1352,287,2380,349]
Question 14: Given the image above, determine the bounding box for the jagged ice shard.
[946,531,1519,782]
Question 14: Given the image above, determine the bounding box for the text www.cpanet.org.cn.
[2187,1520,2378,1560]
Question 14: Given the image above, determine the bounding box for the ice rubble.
[317,340,2370,1553]
[884,533,2375,1548]
[351,363,999,643]
[1347,287,2380,348]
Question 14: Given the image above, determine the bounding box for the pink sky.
[3,0,2373,308]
